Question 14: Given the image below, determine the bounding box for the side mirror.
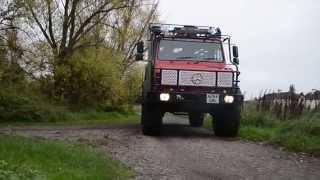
[135,41,144,61]
[137,41,144,54]
[135,54,144,61]
[232,46,239,65]
[232,46,239,58]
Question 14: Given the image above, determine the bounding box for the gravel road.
[1,113,320,180]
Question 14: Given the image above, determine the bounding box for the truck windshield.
[158,39,223,62]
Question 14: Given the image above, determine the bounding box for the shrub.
[0,45,142,122]
[0,84,69,122]
[123,66,143,104]
[52,47,140,111]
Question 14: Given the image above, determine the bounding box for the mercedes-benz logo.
[191,73,203,85]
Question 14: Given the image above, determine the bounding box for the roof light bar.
[149,23,224,39]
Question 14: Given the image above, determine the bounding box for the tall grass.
[256,85,320,120]
[240,102,320,156]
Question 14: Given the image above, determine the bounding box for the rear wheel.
[188,112,204,127]
[213,106,240,137]
[141,103,162,136]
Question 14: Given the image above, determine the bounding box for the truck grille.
[179,71,216,87]
[161,70,233,87]
[217,72,233,87]
[161,70,178,85]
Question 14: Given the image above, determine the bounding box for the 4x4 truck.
[136,24,243,137]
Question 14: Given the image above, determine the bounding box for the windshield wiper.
[202,58,215,60]
[175,56,195,59]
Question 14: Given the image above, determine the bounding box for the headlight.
[160,93,170,101]
[224,95,234,103]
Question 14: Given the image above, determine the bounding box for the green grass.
[0,110,140,127]
[239,126,280,141]
[240,109,320,156]
[204,110,320,156]
[0,135,133,180]
[49,110,140,124]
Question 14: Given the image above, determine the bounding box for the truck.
[135,24,243,137]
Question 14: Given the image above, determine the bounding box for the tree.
[0,0,21,37]
[0,0,20,58]
[0,0,25,83]
[21,0,135,97]
[0,0,159,107]
[109,0,158,74]
[23,0,135,61]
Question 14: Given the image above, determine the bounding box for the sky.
[158,0,320,99]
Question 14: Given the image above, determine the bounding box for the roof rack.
[149,23,228,39]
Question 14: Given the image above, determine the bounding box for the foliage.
[239,104,320,156]
[124,66,143,104]
[0,86,140,124]
[203,103,320,155]
[0,0,154,122]
[0,135,133,180]
[52,46,143,110]
[0,79,139,123]
[110,0,158,72]
[54,47,120,106]
[0,83,68,122]
[0,160,43,180]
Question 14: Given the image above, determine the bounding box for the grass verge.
[0,110,140,127]
[0,135,133,180]
[240,109,320,156]
[204,110,320,156]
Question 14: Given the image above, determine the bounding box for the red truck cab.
[136,24,243,137]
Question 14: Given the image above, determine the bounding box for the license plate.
[206,94,219,104]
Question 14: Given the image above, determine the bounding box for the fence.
[255,90,320,120]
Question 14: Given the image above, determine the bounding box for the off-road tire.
[213,105,240,137]
[141,103,162,136]
[188,112,204,127]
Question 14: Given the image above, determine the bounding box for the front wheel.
[141,103,162,136]
[213,106,240,137]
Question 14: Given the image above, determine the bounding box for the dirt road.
[1,114,320,180]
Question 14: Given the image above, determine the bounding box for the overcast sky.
[158,0,320,98]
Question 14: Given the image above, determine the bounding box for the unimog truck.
[136,24,243,137]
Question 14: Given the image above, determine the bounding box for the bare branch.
[25,1,54,48]
[60,0,71,51]
[70,1,114,45]
[46,0,57,48]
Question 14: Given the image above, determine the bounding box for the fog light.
[160,93,170,101]
[224,95,234,103]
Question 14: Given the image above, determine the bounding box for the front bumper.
[144,92,244,113]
